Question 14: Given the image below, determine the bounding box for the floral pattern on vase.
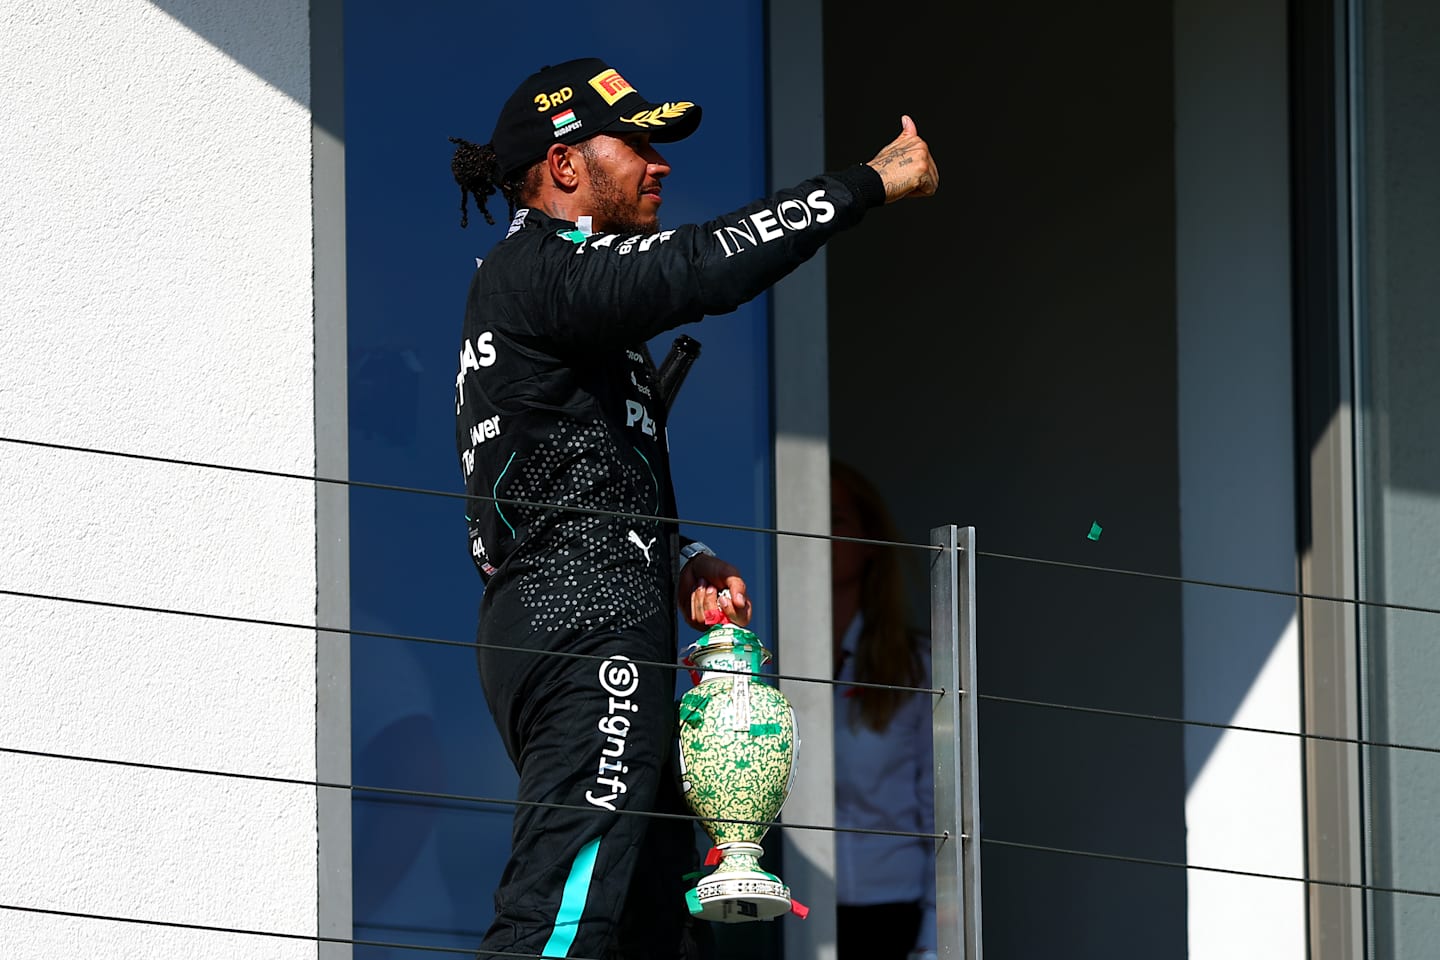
[677,622,798,921]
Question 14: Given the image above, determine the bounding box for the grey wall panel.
[312,0,351,954]
[824,5,1187,957]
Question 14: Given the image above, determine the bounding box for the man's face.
[577,133,670,235]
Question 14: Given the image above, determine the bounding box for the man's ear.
[546,143,580,189]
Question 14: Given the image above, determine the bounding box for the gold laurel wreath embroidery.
[619,101,694,128]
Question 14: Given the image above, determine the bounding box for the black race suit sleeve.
[453,163,884,586]
[530,164,885,352]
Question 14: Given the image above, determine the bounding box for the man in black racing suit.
[449,57,938,960]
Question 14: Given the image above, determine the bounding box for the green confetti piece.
[558,229,588,243]
[1087,521,1103,541]
[679,691,711,727]
[685,888,704,915]
[734,641,762,676]
[749,723,782,736]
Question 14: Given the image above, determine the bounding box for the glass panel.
[1352,0,1440,955]
[344,6,770,957]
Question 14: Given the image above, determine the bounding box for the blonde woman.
[830,461,936,960]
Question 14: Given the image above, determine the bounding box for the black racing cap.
[490,57,702,178]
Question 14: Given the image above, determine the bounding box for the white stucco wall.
[1175,0,1305,955]
[0,2,317,956]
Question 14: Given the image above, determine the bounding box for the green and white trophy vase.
[677,622,798,922]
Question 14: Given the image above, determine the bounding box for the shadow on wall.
[823,2,1192,957]
[350,612,516,953]
[146,0,324,128]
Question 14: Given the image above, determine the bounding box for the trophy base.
[692,872,792,923]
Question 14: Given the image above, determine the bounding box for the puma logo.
[627,529,657,563]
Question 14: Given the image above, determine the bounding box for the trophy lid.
[683,622,773,666]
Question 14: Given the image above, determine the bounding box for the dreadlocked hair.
[448,137,530,229]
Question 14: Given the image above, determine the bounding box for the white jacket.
[833,614,937,950]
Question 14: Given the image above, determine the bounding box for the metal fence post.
[931,525,982,960]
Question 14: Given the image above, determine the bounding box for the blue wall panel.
[345,5,769,955]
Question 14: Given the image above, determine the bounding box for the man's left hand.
[678,554,752,630]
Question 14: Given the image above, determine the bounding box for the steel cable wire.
[0,899,591,959]
[4,434,1437,618]
[13,751,1440,940]
[14,746,1440,936]
[976,547,1440,617]
[0,585,940,698]
[978,691,1440,755]
[0,742,944,843]
[0,435,938,555]
[982,837,1440,901]
[7,583,1440,759]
